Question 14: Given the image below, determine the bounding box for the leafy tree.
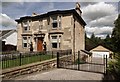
[108,14,120,79]
[112,14,120,52]
[103,34,113,51]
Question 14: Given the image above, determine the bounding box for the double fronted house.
[16,2,86,52]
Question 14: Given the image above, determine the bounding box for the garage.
[92,51,109,58]
[90,45,112,58]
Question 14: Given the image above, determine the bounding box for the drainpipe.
[73,18,75,62]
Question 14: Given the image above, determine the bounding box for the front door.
[37,38,43,51]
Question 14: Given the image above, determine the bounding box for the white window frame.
[52,16,58,28]
[22,20,30,32]
[58,16,62,28]
[39,20,43,30]
[22,36,32,48]
[22,37,27,48]
[51,35,62,49]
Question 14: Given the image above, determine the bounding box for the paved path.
[15,69,104,80]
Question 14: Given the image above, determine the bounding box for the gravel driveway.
[15,68,104,80]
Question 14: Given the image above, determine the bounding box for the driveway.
[15,68,104,80]
[60,57,105,73]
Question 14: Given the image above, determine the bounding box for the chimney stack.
[32,12,38,16]
[75,2,82,16]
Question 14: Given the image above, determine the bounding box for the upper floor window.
[52,16,58,28]
[52,16,62,29]
[59,16,61,28]
[39,20,43,30]
[23,20,30,32]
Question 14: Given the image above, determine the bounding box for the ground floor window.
[52,43,57,48]
[22,36,32,48]
[51,34,62,49]
[23,37,27,48]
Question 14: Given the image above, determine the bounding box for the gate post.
[103,55,105,74]
[19,53,22,66]
[57,52,59,68]
[105,55,108,74]
[78,51,80,70]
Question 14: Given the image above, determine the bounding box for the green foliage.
[112,14,120,52]
[85,33,104,51]
[114,53,120,75]
[108,53,120,79]
[75,58,86,64]
[107,14,120,79]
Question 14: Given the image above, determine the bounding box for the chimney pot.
[75,2,82,16]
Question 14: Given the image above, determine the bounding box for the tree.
[106,34,110,39]
[91,33,95,39]
[112,14,120,52]
[85,33,98,51]
[103,34,113,51]
[108,14,120,79]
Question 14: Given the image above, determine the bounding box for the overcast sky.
[0,1,119,38]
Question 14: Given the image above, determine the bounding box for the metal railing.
[57,50,107,74]
[1,50,71,69]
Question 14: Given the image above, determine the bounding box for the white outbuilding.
[90,45,113,58]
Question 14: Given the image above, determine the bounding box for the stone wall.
[2,58,57,79]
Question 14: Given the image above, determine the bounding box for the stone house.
[15,2,86,52]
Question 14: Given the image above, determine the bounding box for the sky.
[0,0,120,38]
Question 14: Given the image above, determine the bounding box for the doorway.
[37,37,43,51]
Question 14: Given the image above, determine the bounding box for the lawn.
[0,54,56,69]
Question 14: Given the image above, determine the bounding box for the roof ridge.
[2,30,16,39]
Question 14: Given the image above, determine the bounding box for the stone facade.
[16,3,86,52]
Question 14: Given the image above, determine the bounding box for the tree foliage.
[112,14,120,52]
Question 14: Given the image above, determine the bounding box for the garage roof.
[90,45,112,52]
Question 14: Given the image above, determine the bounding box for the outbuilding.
[90,45,113,58]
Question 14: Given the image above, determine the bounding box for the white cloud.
[89,14,118,27]
[82,2,117,21]
[85,26,113,35]
[82,2,118,38]
[0,13,17,30]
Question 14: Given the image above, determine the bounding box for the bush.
[75,58,86,64]
[108,53,120,79]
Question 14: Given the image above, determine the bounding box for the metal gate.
[57,50,107,74]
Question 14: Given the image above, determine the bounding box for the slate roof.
[0,30,16,40]
[90,45,112,52]
[15,9,86,26]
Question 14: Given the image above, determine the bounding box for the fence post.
[52,51,53,58]
[78,51,80,70]
[57,52,59,68]
[103,55,105,74]
[20,53,22,66]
